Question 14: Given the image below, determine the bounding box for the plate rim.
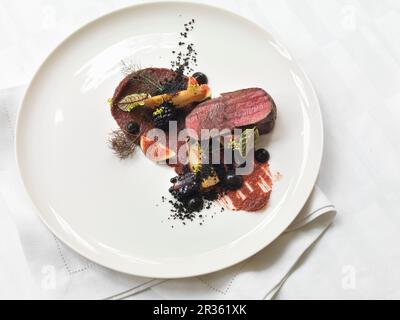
[15,1,324,278]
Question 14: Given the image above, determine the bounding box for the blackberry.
[169,172,200,199]
[152,102,177,129]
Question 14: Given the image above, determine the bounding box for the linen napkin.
[0,86,163,299]
[150,188,335,299]
[0,86,336,300]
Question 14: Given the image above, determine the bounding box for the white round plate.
[16,2,323,278]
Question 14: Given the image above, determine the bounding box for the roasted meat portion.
[185,88,277,137]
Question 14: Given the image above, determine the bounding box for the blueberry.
[125,122,140,135]
[225,171,243,190]
[192,72,208,85]
[255,149,270,163]
[187,196,204,212]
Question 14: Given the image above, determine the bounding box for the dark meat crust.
[247,97,277,134]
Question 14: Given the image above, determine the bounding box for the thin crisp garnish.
[117,93,151,112]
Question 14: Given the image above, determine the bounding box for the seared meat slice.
[185,88,277,137]
[111,68,187,134]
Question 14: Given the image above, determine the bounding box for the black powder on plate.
[152,19,198,97]
[163,193,222,225]
[170,19,198,75]
[158,19,226,226]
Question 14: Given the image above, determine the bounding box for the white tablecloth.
[1,0,400,299]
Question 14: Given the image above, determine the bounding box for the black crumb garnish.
[170,19,198,75]
[165,180,223,224]
[157,72,188,95]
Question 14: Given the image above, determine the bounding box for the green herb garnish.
[230,128,260,157]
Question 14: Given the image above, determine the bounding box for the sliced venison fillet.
[111,68,186,135]
[185,88,277,137]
